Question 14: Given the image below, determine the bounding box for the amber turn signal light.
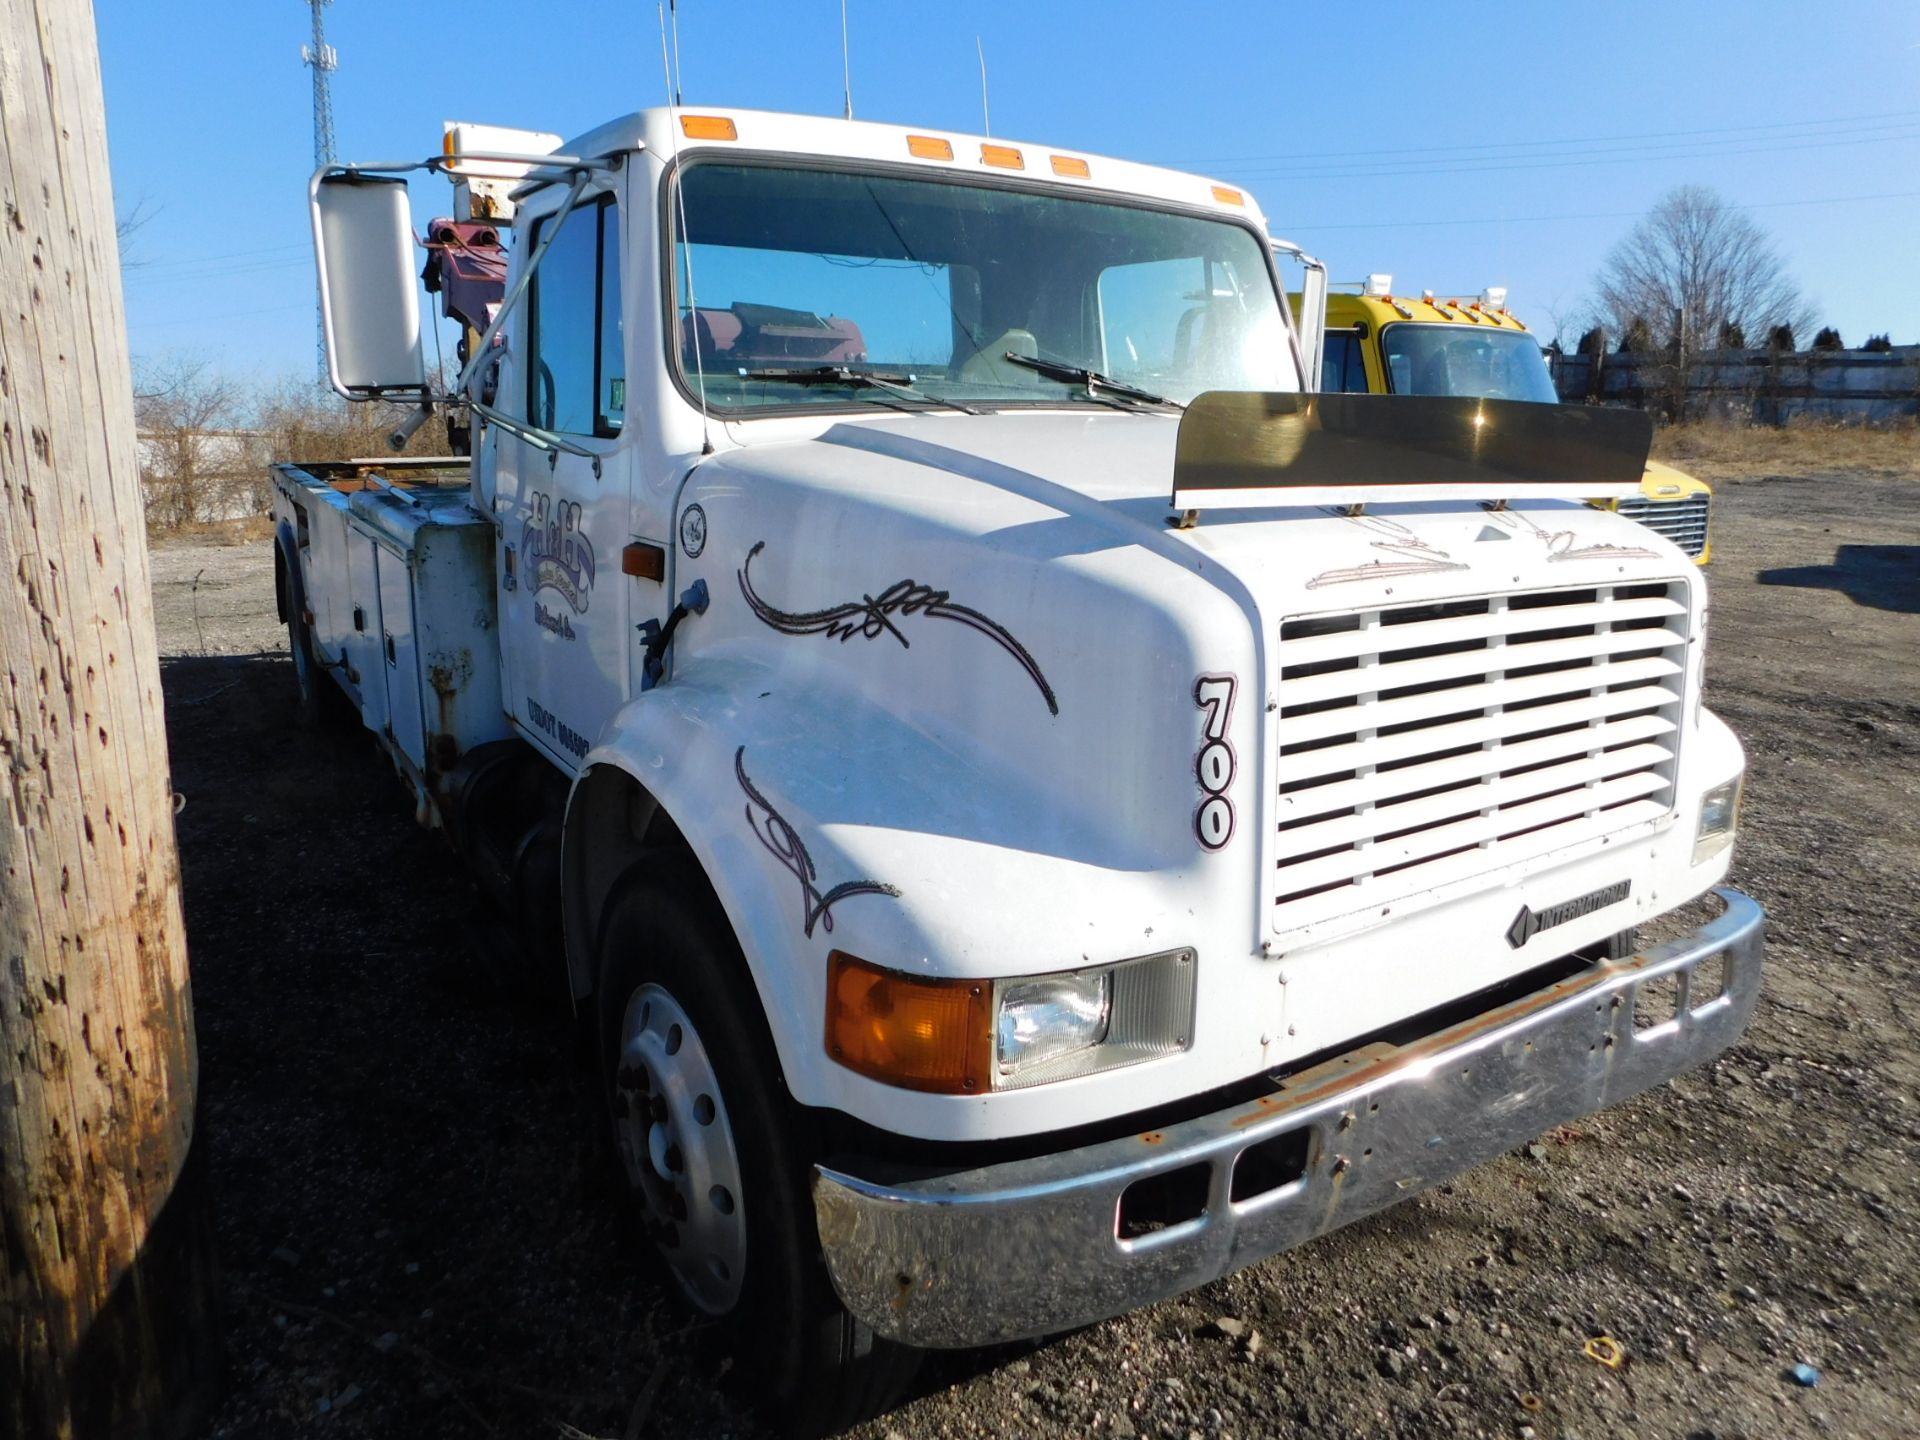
[825,952,991,1094]
[621,541,666,581]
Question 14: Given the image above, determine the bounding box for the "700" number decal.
[1193,674,1237,850]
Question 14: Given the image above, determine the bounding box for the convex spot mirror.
[311,172,428,401]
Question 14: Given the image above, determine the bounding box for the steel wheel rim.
[614,982,747,1314]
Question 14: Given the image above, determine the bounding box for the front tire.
[594,857,920,1434]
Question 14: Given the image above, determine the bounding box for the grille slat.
[1278,744,1675,858]
[1279,653,1683,747]
[1616,495,1711,558]
[1278,593,1684,667]
[1278,625,1688,709]
[1278,799,1673,908]
[1283,685,1683,779]
[1279,718,1677,822]
[1274,583,1688,930]
[1276,769,1673,895]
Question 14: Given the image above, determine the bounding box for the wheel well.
[562,762,698,1002]
[273,528,294,625]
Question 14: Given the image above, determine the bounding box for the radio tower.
[301,0,338,385]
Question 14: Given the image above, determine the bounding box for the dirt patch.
[162,445,1920,1439]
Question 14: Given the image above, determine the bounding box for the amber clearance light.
[680,114,738,141]
[826,952,992,1094]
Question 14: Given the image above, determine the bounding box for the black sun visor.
[1170,392,1653,511]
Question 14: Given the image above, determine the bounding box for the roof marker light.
[1050,155,1091,178]
[981,143,1025,170]
[908,134,954,160]
[680,114,738,141]
[1211,185,1244,206]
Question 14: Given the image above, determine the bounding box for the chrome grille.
[1615,493,1709,558]
[1273,584,1688,931]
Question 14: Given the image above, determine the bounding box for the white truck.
[282,107,1764,1431]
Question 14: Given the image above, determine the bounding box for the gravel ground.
[160,447,1919,1440]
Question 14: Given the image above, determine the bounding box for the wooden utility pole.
[1,2,221,1437]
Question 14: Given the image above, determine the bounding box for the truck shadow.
[1756,544,1920,614]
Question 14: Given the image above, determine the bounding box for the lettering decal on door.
[523,490,596,615]
[1193,674,1237,851]
[526,695,591,759]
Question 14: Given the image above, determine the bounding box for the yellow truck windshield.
[1381,323,1558,404]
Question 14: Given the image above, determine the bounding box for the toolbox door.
[376,544,426,771]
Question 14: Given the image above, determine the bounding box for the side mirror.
[311,171,428,402]
[1272,239,1327,395]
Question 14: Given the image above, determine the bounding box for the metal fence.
[1550,347,1919,423]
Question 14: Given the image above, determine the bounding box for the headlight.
[996,972,1112,1081]
[992,948,1196,1090]
[1694,776,1742,863]
[826,949,1195,1093]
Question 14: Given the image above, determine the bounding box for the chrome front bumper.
[813,888,1764,1348]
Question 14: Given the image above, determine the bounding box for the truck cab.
[279,107,1761,1431]
[1302,281,1714,563]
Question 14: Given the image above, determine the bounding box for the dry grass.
[150,515,276,546]
[1654,416,1919,478]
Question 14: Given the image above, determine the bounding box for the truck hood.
[708,409,1687,610]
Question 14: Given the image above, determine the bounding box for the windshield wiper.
[738,365,981,415]
[998,352,1183,410]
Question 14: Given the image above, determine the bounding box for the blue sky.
[102,1,1920,385]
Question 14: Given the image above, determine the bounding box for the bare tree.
[1593,185,1814,418]
[252,375,446,464]
[115,196,154,262]
[133,354,265,529]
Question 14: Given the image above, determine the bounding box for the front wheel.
[595,857,920,1434]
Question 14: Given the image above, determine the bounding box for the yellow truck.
[1295,277,1711,562]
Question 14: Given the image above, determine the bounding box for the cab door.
[493,186,629,770]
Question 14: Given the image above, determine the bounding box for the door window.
[1322,330,1370,393]
[526,197,623,435]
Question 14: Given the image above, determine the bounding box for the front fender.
[568,649,1265,1141]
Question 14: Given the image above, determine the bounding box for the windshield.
[1381,324,1558,403]
[670,161,1294,411]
